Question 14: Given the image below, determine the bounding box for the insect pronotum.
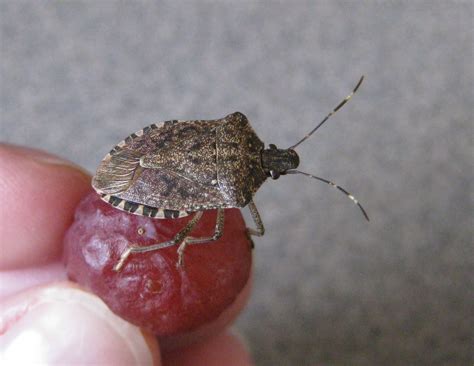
[92,76,368,271]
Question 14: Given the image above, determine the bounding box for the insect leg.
[176,208,225,266]
[247,200,265,237]
[113,211,204,271]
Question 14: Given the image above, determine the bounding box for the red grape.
[64,192,252,336]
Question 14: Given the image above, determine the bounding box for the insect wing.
[93,119,229,212]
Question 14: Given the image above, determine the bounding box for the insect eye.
[270,170,280,180]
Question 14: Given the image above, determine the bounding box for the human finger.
[0,262,65,301]
[0,144,90,269]
[0,283,161,365]
[162,329,253,366]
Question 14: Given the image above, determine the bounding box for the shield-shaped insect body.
[92,77,369,271]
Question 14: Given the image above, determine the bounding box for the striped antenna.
[286,170,369,221]
[288,76,364,150]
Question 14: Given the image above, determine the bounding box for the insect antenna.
[288,76,364,150]
[286,170,369,221]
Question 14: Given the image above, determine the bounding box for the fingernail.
[32,153,91,179]
[1,143,91,180]
[0,284,158,365]
[0,262,67,301]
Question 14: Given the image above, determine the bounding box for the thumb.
[0,283,160,365]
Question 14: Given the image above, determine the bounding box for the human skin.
[0,143,254,366]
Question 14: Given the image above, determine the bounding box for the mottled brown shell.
[92,112,267,218]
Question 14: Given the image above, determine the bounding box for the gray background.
[1,1,472,365]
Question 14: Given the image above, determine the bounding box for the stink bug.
[92,76,368,271]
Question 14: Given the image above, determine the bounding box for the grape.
[64,192,252,336]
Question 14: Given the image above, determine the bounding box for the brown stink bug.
[92,76,368,271]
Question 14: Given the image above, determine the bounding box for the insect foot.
[64,192,252,335]
[245,230,256,249]
[176,240,188,268]
[114,246,134,272]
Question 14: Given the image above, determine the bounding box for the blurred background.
[1,1,472,365]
